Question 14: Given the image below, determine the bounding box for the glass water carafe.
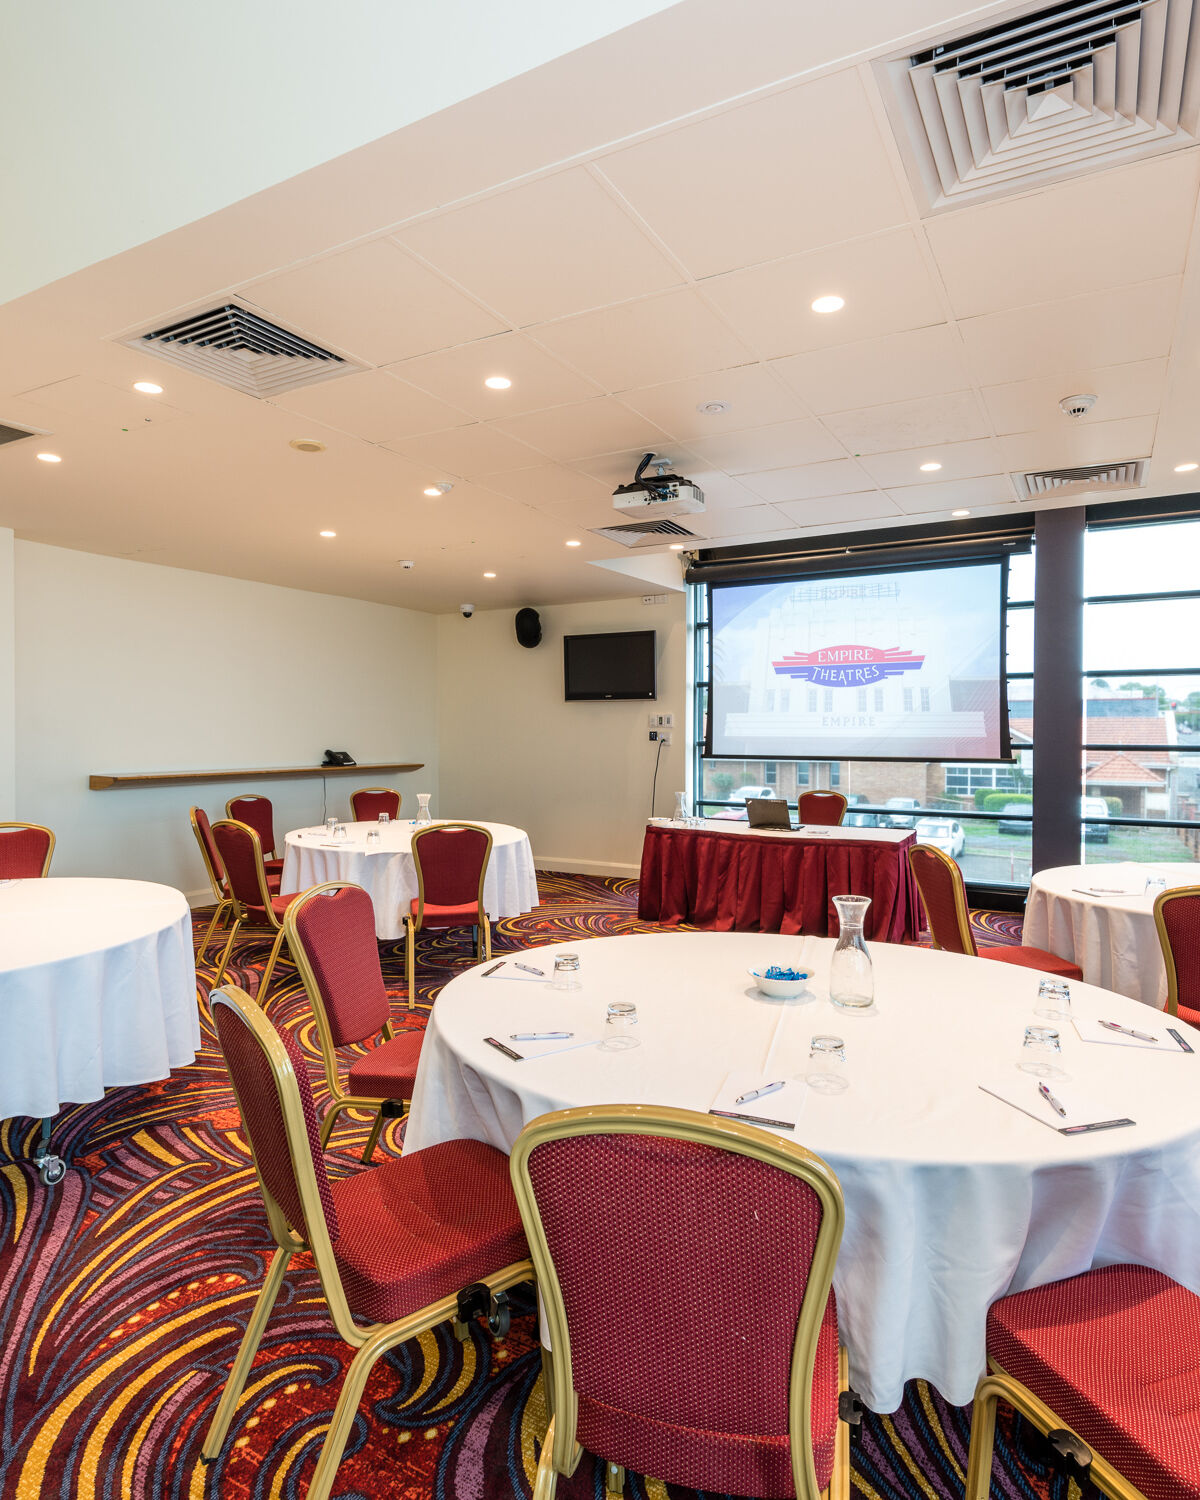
[830,895,873,1009]
[673,791,689,823]
[415,793,433,826]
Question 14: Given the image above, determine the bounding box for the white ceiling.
[3,0,1200,614]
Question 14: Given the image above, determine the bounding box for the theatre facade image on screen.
[708,561,1008,762]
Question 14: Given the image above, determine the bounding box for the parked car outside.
[997,802,1032,835]
[708,784,779,821]
[1082,796,1110,843]
[882,797,921,828]
[845,810,881,828]
[914,817,965,858]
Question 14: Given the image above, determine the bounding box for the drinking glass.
[366,827,381,847]
[601,1001,639,1051]
[1034,979,1071,1021]
[1019,1025,1065,1077]
[325,816,337,837]
[1145,875,1167,896]
[830,895,874,1009]
[805,1035,848,1093]
[378,811,391,825]
[333,822,348,842]
[415,793,433,826]
[550,953,581,992]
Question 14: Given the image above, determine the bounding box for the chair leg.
[202,1248,292,1459]
[406,916,416,1010]
[197,900,231,964]
[360,1110,385,1164]
[256,929,287,1008]
[212,915,243,989]
[306,1324,411,1500]
[533,1416,560,1500]
[482,916,492,962]
[540,1344,555,1421]
[605,1461,625,1498]
[965,1376,1001,1500]
[830,1346,851,1500]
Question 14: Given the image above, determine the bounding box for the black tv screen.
[563,630,657,701]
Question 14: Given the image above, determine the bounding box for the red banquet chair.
[908,843,1083,980]
[1153,885,1200,1029]
[349,786,401,822]
[285,881,423,1162]
[0,822,55,878]
[966,1264,1200,1500]
[798,791,847,827]
[405,822,493,1009]
[191,807,280,962]
[210,820,301,1006]
[224,795,284,876]
[511,1103,851,1500]
[203,986,531,1500]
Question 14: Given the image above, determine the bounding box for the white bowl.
[749,967,811,999]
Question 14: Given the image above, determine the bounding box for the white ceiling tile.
[959,279,1181,386]
[395,169,683,325]
[598,71,907,278]
[688,417,845,473]
[616,362,808,439]
[698,503,790,538]
[702,230,947,360]
[490,397,671,461]
[774,492,903,527]
[385,332,602,419]
[884,475,1018,513]
[925,154,1200,319]
[980,359,1168,435]
[530,289,755,393]
[823,391,991,456]
[858,437,1005,489]
[740,458,876,502]
[681,469,767,511]
[383,423,546,476]
[477,464,612,512]
[272,369,472,443]
[569,444,704,485]
[999,415,1158,472]
[17,376,188,429]
[770,324,972,415]
[242,238,505,365]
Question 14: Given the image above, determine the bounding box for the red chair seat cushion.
[410,898,481,928]
[987,1265,1200,1500]
[981,945,1084,982]
[329,1138,528,1324]
[346,1032,424,1099]
[242,892,301,924]
[265,858,285,876]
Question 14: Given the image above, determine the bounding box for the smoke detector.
[1059,394,1097,419]
[696,400,732,416]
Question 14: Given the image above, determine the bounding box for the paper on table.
[1072,886,1135,897]
[978,1067,1135,1134]
[1073,1017,1182,1053]
[485,1031,601,1061]
[709,1070,804,1131]
[482,959,551,982]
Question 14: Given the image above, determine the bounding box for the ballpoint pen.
[481,961,503,977]
[735,1080,785,1105]
[510,1031,574,1041]
[1038,1082,1067,1118]
[515,962,545,976]
[1099,1019,1158,1043]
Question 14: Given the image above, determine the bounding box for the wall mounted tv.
[563,630,657,701]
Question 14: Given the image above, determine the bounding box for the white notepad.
[480,959,551,983]
[978,1068,1135,1134]
[482,1031,601,1061]
[708,1071,805,1132]
[1073,1017,1185,1053]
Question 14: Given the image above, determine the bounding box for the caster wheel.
[38,1155,66,1187]
[488,1291,511,1339]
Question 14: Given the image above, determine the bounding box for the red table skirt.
[637,825,921,942]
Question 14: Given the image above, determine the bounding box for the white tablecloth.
[405,929,1200,1413]
[0,878,199,1120]
[281,820,539,940]
[661,817,914,844]
[1024,863,1200,1008]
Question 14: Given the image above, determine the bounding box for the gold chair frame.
[799,792,848,826]
[285,880,409,1163]
[225,794,278,858]
[966,1362,1150,1500]
[210,819,292,1007]
[907,842,977,955]
[190,808,233,964]
[202,986,533,1500]
[0,821,55,878]
[349,786,401,821]
[509,1103,850,1500]
[405,822,493,1010]
[1152,884,1200,1019]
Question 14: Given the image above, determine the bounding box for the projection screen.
[707,559,1010,762]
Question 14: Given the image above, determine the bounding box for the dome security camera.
[460,603,475,618]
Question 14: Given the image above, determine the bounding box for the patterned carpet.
[0,875,1097,1500]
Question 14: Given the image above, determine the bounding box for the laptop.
[745,798,794,830]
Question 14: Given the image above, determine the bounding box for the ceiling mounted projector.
[613,452,705,518]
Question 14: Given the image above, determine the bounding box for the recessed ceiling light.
[811,294,845,314]
[484,375,512,390]
[133,381,163,395]
[36,452,61,463]
[566,539,582,547]
[1175,462,1199,473]
[668,543,685,551]
[951,508,970,518]
[289,437,326,454]
[319,530,336,538]
[423,482,454,497]
[483,571,497,578]
[920,461,943,472]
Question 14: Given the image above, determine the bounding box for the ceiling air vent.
[877,0,1200,212]
[1013,457,1148,497]
[119,304,363,398]
[589,518,701,549]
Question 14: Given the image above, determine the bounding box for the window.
[857,688,868,712]
[779,689,790,712]
[920,688,931,712]
[903,688,914,713]
[764,690,775,711]
[764,762,777,785]
[823,689,834,712]
[874,688,884,711]
[808,689,818,712]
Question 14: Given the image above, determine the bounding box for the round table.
[404,930,1200,1413]
[0,878,199,1121]
[1023,863,1200,1008]
[281,820,539,940]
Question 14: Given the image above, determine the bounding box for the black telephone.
[321,750,356,767]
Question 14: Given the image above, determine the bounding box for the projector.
[613,452,705,517]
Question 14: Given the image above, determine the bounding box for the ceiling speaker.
[515,608,542,649]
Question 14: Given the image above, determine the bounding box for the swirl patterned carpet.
[0,874,1097,1500]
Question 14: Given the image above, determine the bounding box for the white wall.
[437,595,686,877]
[13,543,437,901]
[0,529,14,819]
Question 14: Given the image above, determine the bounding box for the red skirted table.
[637,820,921,941]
